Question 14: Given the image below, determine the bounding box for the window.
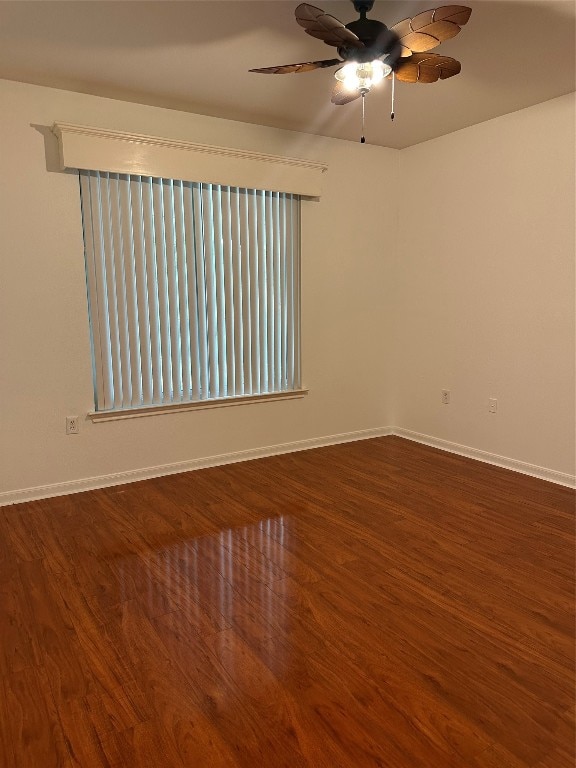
[79,171,301,415]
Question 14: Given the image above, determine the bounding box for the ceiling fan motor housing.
[341,18,403,68]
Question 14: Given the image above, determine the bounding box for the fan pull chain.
[361,92,366,143]
[391,71,396,122]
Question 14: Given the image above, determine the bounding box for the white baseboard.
[0,427,392,507]
[2,425,573,507]
[393,428,576,489]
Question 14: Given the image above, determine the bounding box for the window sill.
[88,389,308,422]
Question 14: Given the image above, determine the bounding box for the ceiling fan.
[250,1,472,138]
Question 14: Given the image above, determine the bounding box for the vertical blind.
[79,170,301,413]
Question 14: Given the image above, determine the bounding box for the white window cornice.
[52,122,327,197]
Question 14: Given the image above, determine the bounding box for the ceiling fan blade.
[331,81,361,105]
[395,53,461,83]
[391,6,471,56]
[250,59,342,74]
[295,3,364,49]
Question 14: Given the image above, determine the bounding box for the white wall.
[0,79,398,498]
[393,93,575,477]
[0,80,573,502]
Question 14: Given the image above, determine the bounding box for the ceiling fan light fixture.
[335,59,391,93]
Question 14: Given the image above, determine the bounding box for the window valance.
[52,122,327,197]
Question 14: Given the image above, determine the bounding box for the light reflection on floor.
[115,515,293,672]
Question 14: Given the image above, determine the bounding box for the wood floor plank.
[155,616,309,767]
[209,626,409,768]
[270,574,562,765]
[0,571,37,676]
[2,502,46,562]
[2,665,72,768]
[0,677,16,767]
[235,519,322,584]
[99,719,187,768]
[0,436,573,767]
[19,559,93,703]
[51,568,140,700]
[118,600,238,767]
[84,680,151,738]
[51,693,113,768]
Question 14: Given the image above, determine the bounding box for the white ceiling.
[0,0,574,148]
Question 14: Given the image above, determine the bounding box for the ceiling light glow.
[335,60,391,93]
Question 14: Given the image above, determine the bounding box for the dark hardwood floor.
[1,436,574,767]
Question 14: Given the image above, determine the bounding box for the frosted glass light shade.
[334,60,392,92]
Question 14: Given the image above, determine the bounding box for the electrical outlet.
[489,398,498,414]
[66,416,79,435]
[441,390,450,405]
